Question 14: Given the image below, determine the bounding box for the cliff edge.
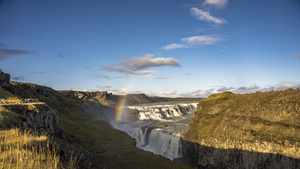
[2,103,59,135]
[0,70,14,93]
[182,90,300,168]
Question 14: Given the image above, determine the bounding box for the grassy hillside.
[0,87,21,103]
[0,94,65,168]
[9,82,192,168]
[0,106,20,130]
[183,90,300,158]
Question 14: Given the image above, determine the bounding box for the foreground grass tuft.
[0,128,60,169]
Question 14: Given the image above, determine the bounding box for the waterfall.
[128,103,197,121]
[110,102,198,161]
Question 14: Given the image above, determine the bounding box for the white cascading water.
[110,101,198,160]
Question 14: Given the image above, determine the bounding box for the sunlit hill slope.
[183,90,300,168]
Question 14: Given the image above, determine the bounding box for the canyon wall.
[3,104,60,135]
[182,90,300,168]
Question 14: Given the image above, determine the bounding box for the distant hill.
[182,90,300,168]
[58,90,203,106]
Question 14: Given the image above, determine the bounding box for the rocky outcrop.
[185,139,299,169]
[10,81,56,97]
[183,90,300,169]
[0,70,14,93]
[3,104,60,135]
[59,90,115,106]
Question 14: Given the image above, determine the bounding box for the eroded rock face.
[185,139,300,169]
[3,104,60,135]
[0,70,14,93]
[60,90,115,106]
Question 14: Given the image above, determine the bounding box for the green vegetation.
[183,89,300,146]
[0,87,21,104]
[9,82,192,168]
[0,107,20,130]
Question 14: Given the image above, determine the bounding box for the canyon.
[1,70,299,168]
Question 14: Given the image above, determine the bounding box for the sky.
[0,0,300,98]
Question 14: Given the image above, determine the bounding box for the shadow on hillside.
[180,139,300,169]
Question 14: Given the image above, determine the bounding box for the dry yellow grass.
[0,128,61,169]
[0,106,80,169]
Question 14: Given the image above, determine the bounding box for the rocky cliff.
[182,90,300,168]
[10,81,56,97]
[0,70,14,93]
[3,103,60,135]
[59,90,115,106]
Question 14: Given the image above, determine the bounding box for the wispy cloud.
[105,82,300,98]
[149,76,168,79]
[190,7,226,24]
[277,82,300,89]
[163,90,177,96]
[101,54,180,76]
[27,72,46,74]
[0,43,9,47]
[12,76,25,81]
[96,85,111,89]
[203,0,228,9]
[162,82,300,98]
[0,48,37,61]
[57,53,64,58]
[182,73,191,76]
[162,43,188,50]
[288,52,300,59]
[162,35,222,51]
[86,75,111,79]
[86,74,129,80]
[182,35,222,45]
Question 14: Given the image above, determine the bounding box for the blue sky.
[1,0,300,97]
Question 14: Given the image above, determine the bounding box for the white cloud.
[162,35,222,51]
[204,0,228,8]
[248,84,259,90]
[102,82,299,98]
[162,43,188,50]
[190,7,226,24]
[163,90,177,96]
[112,88,129,95]
[101,54,180,76]
[150,77,168,79]
[289,52,300,59]
[217,87,234,92]
[278,82,300,89]
[182,35,222,45]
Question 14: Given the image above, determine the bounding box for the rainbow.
[115,95,127,121]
